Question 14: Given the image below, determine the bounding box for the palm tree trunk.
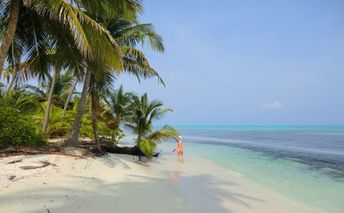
[43,67,58,134]
[113,116,120,143]
[91,91,101,151]
[63,79,77,114]
[0,0,20,74]
[66,68,91,146]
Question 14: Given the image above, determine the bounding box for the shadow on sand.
[0,157,265,213]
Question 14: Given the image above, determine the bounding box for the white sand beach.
[0,154,320,213]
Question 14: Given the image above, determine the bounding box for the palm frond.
[138,138,156,157]
[147,125,179,142]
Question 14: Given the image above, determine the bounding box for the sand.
[0,154,320,213]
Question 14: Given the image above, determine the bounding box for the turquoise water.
[160,125,344,213]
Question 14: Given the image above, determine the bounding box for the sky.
[114,0,344,125]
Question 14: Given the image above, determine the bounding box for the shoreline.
[0,153,320,213]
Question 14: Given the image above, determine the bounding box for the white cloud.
[263,101,283,109]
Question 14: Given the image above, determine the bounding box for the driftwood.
[19,160,56,170]
[0,145,86,159]
[7,158,23,164]
[8,175,16,180]
[0,146,60,154]
[0,146,17,154]
[0,143,160,159]
[98,144,160,158]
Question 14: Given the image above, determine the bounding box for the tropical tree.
[66,1,164,146]
[103,86,133,142]
[0,88,41,114]
[65,0,142,146]
[108,19,165,85]
[0,0,136,74]
[126,93,179,157]
[33,103,74,137]
[0,0,20,73]
[42,66,58,133]
[86,18,167,144]
[1,0,140,139]
[63,79,78,113]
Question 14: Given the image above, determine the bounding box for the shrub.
[0,105,46,147]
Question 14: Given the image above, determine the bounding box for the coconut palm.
[22,68,74,133]
[63,79,78,113]
[85,21,167,147]
[42,66,75,134]
[66,1,162,146]
[0,0,134,74]
[0,88,41,114]
[1,0,136,139]
[87,65,115,150]
[103,86,133,142]
[65,0,142,146]
[108,19,165,85]
[126,93,179,157]
[33,103,74,137]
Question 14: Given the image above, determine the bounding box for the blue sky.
[118,0,344,125]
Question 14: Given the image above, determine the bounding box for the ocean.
[161,125,344,213]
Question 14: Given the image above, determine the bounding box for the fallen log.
[0,146,17,154]
[99,144,160,158]
[0,143,160,159]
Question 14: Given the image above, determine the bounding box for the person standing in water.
[173,136,184,161]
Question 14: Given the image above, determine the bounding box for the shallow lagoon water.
[160,126,344,213]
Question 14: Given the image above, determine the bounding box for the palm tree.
[104,86,133,142]
[33,103,74,137]
[65,1,156,146]
[0,0,132,74]
[1,0,136,140]
[42,66,58,133]
[126,94,179,157]
[85,19,167,145]
[0,0,20,73]
[0,88,41,114]
[64,0,142,146]
[63,79,78,113]
[87,67,114,150]
[22,68,73,134]
[108,20,165,85]
[40,66,76,134]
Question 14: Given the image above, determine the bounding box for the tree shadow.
[97,154,132,170]
[0,169,265,213]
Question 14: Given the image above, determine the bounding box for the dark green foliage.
[0,105,46,147]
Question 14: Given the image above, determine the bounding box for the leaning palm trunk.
[43,67,58,133]
[0,0,20,74]
[91,91,101,150]
[66,68,92,146]
[63,79,77,114]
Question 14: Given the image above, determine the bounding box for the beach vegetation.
[0,104,46,147]
[0,0,176,159]
[126,94,179,157]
